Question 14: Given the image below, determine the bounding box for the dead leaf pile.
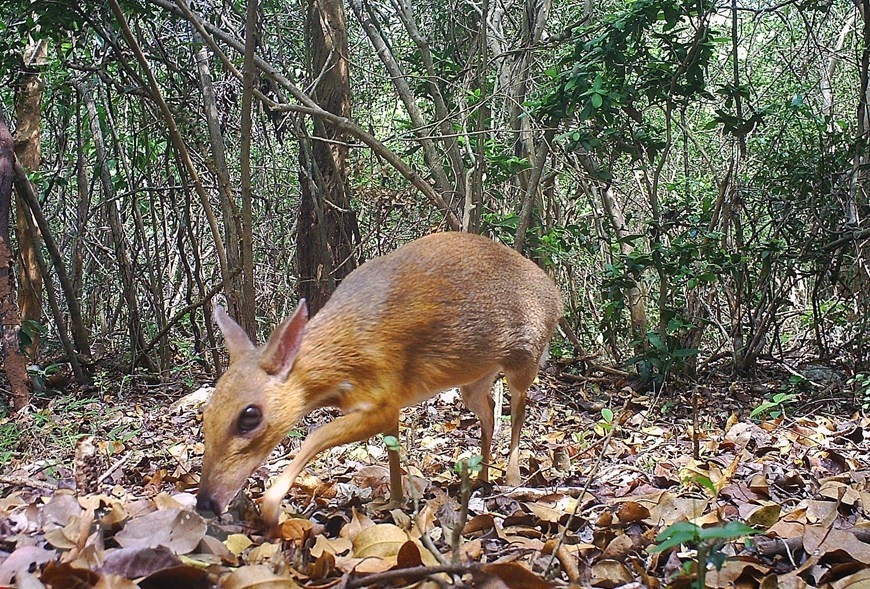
[0,378,868,587]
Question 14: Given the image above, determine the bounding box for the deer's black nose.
[195,492,219,516]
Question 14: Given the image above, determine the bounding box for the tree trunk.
[12,158,88,381]
[77,80,155,372]
[578,154,648,351]
[238,0,259,338]
[0,114,31,411]
[13,41,46,359]
[297,0,360,314]
[195,41,246,359]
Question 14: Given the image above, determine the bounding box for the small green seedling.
[593,407,615,436]
[383,435,401,453]
[651,521,760,589]
[454,454,483,475]
[750,391,797,420]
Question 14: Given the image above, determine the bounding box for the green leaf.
[650,521,700,552]
[601,407,614,423]
[647,332,667,352]
[708,550,727,570]
[692,475,716,495]
[383,435,400,452]
[697,521,760,541]
[672,347,699,358]
[749,402,774,419]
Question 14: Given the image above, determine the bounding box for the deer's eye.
[237,405,262,433]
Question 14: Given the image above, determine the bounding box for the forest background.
[0,0,869,586]
[1,0,868,409]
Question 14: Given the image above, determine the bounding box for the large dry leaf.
[831,568,870,588]
[615,500,650,523]
[247,542,281,564]
[310,535,352,558]
[276,517,314,544]
[803,525,870,564]
[113,508,206,554]
[225,534,254,556]
[705,559,769,588]
[480,562,552,589]
[39,561,101,588]
[340,507,375,539]
[0,546,56,585]
[589,559,633,587]
[101,545,181,578]
[600,534,633,560]
[745,503,781,528]
[41,493,82,528]
[352,523,409,558]
[222,564,299,589]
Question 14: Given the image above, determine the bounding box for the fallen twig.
[345,563,481,588]
[0,475,56,491]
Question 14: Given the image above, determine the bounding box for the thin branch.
[130,268,241,369]
[345,563,483,589]
[157,0,461,230]
[108,0,231,290]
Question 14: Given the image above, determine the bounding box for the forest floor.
[0,359,868,588]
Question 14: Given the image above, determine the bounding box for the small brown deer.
[196,232,563,528]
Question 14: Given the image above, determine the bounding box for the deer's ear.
[214,306,255,362]
[259,300,308,379]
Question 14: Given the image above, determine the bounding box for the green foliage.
[21,392,141,460]
[0,0,80,83]
[750,391,798,420]
[627,329,700,384]
[0,407,22,464]
[484,139,532,183]
[652,520,758,553]
[708,84,770,138]
[651,520,760,588]
[534,0,717,162]
[690,474,717,497]
[454,454,483,475]
[594,407,615,436]
[602,225,732,381]
[18,319,47,351]
[383,434,401,453]
[27,362,62,391]
[848,374,870,410]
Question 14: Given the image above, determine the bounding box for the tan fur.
[198,232,563,527]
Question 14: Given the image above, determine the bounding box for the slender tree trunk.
[13,40,46,359]
[238,0,258,337]
[77,80,155,371]
[297,0,360,314]
[508,0,551,193]
[71,116,90,333]
[514,129,555,252]
[348,0,458,209]
[577,154,648,350]
[463,0,489,233]
[194,41,245,352]
[0,114,31,411]
[12,159,88,380]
